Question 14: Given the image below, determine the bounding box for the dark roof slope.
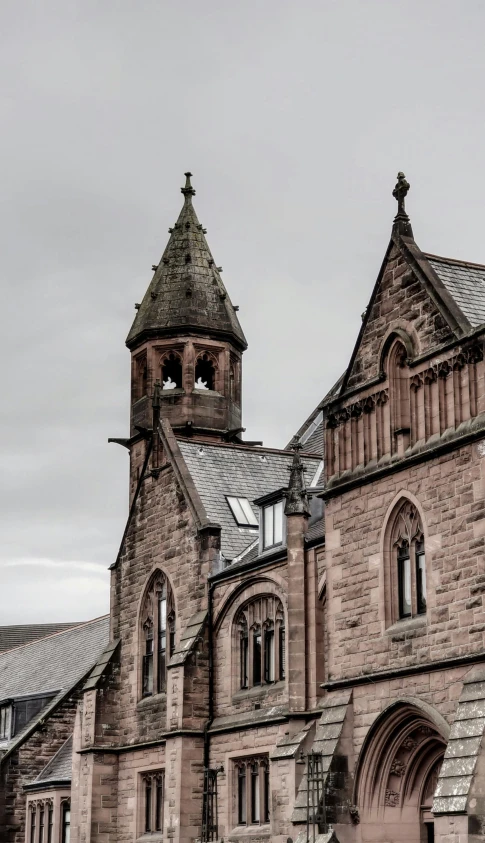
[33,736,72,785]
[0,623,82,654]
[0,615,110,702]
[425,254,485,328]
[177,440,321,559]
[126,174,246,350]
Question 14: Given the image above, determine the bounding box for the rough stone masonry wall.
[112,457,206,745]
[0,690,80,843]
[325,439,485,684]
[209,722,295,843]
[346,244,455,390]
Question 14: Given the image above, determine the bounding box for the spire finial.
[181,171,196,199]
[285,438,310,517]
[392,171,413,238]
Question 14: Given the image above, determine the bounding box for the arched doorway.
[355,700,447,843]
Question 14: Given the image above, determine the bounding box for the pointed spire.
[181,171,196,200]
[392,171,414,238]
[126,173,247,351]
[285,440,310,517]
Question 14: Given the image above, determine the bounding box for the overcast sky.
[1,0,485,624]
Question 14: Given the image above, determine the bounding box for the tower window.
[388,500,427,624]
[195,352,216,390]
[161,352,182,390]
[140,572,175,699]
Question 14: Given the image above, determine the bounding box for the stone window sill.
[137,692,167,709]
[385,615,427,636]
[136,835,164,843]
[228,824,271,841]
[232,681,285,703]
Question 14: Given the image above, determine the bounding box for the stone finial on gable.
[285,439,310,517]
[392,171,414,238]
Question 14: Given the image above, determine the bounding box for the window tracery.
[141,573,175,697]
[388,501,426,622]
[235,596,285,690]
[234,757,270,826]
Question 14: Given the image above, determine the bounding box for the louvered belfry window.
[141,573,175,698]
[236,596,285,690]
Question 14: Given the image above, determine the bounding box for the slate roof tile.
[0,623,82,654]
[0,616,110,703]
[426,254,485,328]
[34,736,73,785]
[177,441,321,559]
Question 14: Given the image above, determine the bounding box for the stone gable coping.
[433,672,485,815]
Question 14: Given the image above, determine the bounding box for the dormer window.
[227,497,258,528]
[262,501,284,550]
[0,704,11,740]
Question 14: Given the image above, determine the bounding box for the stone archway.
[355,700,447,843]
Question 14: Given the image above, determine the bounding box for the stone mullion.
[423,378,432,441]
[363,407,371,466]
[345,418,352,472]
[325,424,335,478]
[410,380,420,446]
[453,364,463,428]
[469,361,478,418]
[438,373,447,434]
[151,774,157,832]
[350,416,358,472]
[338,421,346,474]
[461,365,471,423]
[376,399,384,460]
[357,410,365,467]
[369,406,377,463]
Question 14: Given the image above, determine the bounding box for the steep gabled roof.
[0,615,109,703]
[425,253,485,328]
[0,622,82,654]
[177,439,321,559]
[31,736,73,786]
[126,173,247,351]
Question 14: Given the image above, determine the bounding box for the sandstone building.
[3,171,485,842]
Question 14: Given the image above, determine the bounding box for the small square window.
[227,497,258,527]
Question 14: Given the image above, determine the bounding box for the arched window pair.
[160,350,217,390]
[390,501,426,621]
[141,573,175,697]
[236,596,285,690]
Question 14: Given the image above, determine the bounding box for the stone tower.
[126,173,247,442]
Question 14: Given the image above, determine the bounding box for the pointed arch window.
[235,596,285,690]
[390,502,427,622]
[195,352,216,390]
[161,351,182,390]
[141,573,175,697]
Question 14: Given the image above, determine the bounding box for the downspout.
[201,580,215,841]
[204,580,215,770]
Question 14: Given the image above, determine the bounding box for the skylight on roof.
[227,496,258,528]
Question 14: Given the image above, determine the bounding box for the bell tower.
[126,173,247,441]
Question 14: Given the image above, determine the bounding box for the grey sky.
[1,0,485,623]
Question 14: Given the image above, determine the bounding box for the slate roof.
[290,374,344,453]
[426,254,485,328]
[177,440,321,559]
[0,615,109,702]
[0,623,82,654]
[33,736,72,786]
[126,174,246,350]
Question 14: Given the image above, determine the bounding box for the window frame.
[141,770,165,835]
[226,496,258,528]
[387,501,427,626]
[235,757,270,827]
[235,596,285,692]
[0,703,11,740]
[261,500,284,551]
[61,800,70,843]
[140,573,175,700]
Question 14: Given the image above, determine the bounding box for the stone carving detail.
[402,737,417,751]
[385,789,400,807]
[327,388,389,428]
[390,758,406,777]
[349,804,360,825]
